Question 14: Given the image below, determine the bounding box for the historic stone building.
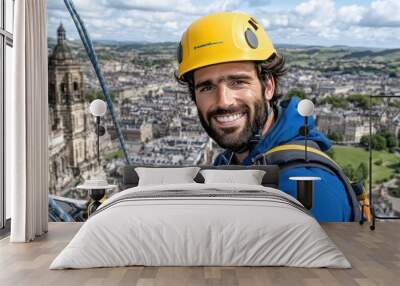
[48,24,99,195]
[316,110,376,144]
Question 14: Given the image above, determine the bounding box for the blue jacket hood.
[215,97,332,165]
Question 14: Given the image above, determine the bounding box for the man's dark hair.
[175,53,287,106]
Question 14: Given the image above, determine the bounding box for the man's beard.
[197,95,268,153]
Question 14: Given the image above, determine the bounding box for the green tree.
[85,91,98,102]
[287,89,307,100]
[85,90,117,103]
[320,96,348,109]
[327,130,344,142]
[387,135,396,148]
[343,164,355,181]
[360,135,369,148]
[378,130,396,149]
[348,94,383,109]
[355,162,368,182]
[373,135,386,150]
[398,132,400,147]
[347,94,369,109]
[361,133,390,151]
[122,98,132,105]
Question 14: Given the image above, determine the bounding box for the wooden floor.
[0,222,399,286]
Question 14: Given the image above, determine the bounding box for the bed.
[50,165,350,269]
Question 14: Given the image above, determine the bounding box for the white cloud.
[253,0,400,47]
[371,0,400,22]
[46,0,400,47]
[270,14,289,28]
[165,21,178,30]
[282,0,400,30]
[361,0,400,27]
[47,0,244,42]
[337,5,366,25]
[295,0,329,16]
[295,0,335,28]
[257,0,338,39]
[105,0,194,13]
[103,0,241,15]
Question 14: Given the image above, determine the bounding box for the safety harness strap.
[254,141,361,221]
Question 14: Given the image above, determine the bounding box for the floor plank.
[0,222,399,286]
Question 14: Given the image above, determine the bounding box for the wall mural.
[47,3,400,223]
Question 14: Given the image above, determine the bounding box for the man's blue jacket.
[214,97,353,222]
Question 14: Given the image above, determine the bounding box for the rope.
[63,0,131,165]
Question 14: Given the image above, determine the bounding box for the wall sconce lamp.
[76,99,115,215]
[89,99,107,165]
[289,99,320,210]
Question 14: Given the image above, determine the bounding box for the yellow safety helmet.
[177,12,276,79]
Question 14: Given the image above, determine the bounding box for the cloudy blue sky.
[47,0,400,48]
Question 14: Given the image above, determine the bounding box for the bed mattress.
[50,183,350,269]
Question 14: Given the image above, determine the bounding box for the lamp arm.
[305,116,308,162]
[96,116,100,166]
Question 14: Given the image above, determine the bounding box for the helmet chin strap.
[233,104,273,154]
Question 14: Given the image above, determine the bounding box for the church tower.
[48,24,96,187]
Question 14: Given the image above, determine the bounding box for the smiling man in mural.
[177,12,365,222]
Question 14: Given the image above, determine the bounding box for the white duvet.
[50,183,351,269]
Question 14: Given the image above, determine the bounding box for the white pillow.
[200,169,266,185]
[135,167,200,186]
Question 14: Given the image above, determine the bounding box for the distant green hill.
[343,48,400,60]
[47,37,398,58]
[48,37,178,57]
[47,38,400,73]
